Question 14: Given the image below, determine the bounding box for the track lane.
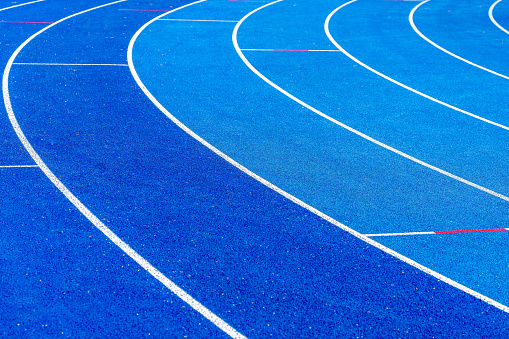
[2,0,235,337]
[236,0,509,308]
[132,0,509,332]
[415,0,509,75]
[4,0,509,336]
[490,0,509,35]
[410,0,509,79]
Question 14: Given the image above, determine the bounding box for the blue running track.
[2,0,509,337]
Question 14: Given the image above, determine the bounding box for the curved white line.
[490,0,509,35]
[0,0,44,12]
[3,1,245,338]
[411,0,509,79]
[234,2,509,203]
[326,0,509,131]
[127,2,247,338]
[231,0,509,312]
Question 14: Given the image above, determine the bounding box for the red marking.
[0,20,53,24]
[434,228,507,234]
[118,9,169,12]
[273,49,309,51]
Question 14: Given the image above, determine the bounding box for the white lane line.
[326,0,509,131]
[490,0,509,35]
[14,63,128,66]
[128,3,247,338]
[366,228,509,236]
[235,2,509,203]
[0,165,38,168]
[159,18,238,22]
[233,0,509,313]
[410,1,509,79]
[365,231,435,237]
[2,1,246,338]
[0,0,44,12]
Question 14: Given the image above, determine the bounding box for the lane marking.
[14,63,128,66]
[236,2,509,203]
[0,165,38,168]
[232,0,509,313]
[0,0,44,12]
[2,1,246,338]
[128,3,248,337]
[365,231,435,237]
[0,20,53,24]
[410,0,509,80]
[119,8,169,12]
[366,228,509,236]
[241,48,340,51]
[490,0,509,35]
[435,228,508,234]
[159,18,238,22]
[326,0,509,131]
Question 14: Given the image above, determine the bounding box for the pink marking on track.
[228,0,271,2]
[0,20,53,24]
[118,9,169,12]
[434,228,508,234]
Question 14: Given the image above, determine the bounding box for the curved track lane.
[4,0,509,337]
[2,0,237,337]
[415,0,509,75]
[130,0,509,336]
[490,0,509,34]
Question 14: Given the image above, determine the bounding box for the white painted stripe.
[0,0,44,12]
[14,63,128,66]
[127,2,247,338]
[0,165,38,168]
[490,0,509,35]
[365,231,435,237]
[241,48,340,51]
[235,2,509,203]
[326,0,509,131]
[2,1,246,338]
[232,0,509,312]
[410,1,509,79]
[159,18,238,22]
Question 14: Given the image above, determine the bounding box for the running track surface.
[2,0,509,337]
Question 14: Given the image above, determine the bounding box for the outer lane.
[2,0,231,337]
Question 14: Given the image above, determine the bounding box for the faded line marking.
[241,48,340,51]
[365,231,435,237]
[119,8,169,12]
[159,18,238,22]
[435,228,508,234]
[366,228,509,236]
[14,63,128,66]
[0,165,38,168]
[0,20,53,24]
